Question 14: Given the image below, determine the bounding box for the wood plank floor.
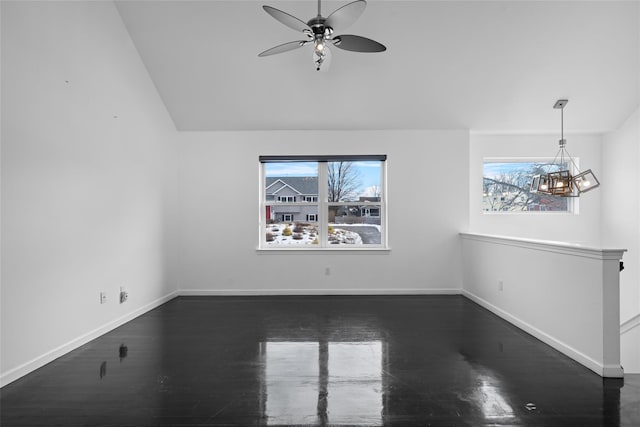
[2,295,639,426]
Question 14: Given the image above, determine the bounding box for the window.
[278,196,296,202]
[260,155,387,249]
[362,207,380,217]
[483,160,573,212]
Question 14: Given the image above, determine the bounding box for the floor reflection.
[451,354,520,424]
[261,342,319,425]
[261,341,383,426]
[474,376,516,421]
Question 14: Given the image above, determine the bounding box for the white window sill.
[256,247,391,254]
[482,211,576,215]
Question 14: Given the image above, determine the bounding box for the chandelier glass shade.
[530,100,600,197]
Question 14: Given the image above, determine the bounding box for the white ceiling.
[115,0,639,133]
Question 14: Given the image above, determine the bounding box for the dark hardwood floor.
[2,295,639,426]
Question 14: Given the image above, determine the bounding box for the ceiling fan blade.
[263,6,311,33]
[258,40,308,57]
[325,0,367,31]
[332,35,386,52]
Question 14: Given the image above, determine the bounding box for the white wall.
[173,130,469,294]
[602,108,640,372]
[1,1,177,385]
[621,321,640,374]
[603,109,640,323]
[469,133,602,246]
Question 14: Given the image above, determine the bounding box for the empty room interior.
[1,0,640,426]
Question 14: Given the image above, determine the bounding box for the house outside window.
[260,156,387,249]
[360,204,380,217]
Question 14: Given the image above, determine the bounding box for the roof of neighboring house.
[266,177,318,195]
[359,196,381,202]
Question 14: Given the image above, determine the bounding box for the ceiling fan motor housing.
[307,16,333,40]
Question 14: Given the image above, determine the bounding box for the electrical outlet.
[325,267,331,276]
[119,287,128,304]
[100,292,107,304]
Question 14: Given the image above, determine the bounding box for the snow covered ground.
[265,223,364,245]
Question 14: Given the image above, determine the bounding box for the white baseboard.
[621,312,640,335]
[0,291,179,388]
[179,288,462,296]
[462,289,623,378]
[602,364,625,378]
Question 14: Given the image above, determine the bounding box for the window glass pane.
[327,205,382,245]
[265,162,318,202]
[483,161,569,212]
[265,162,319,245]
[328,161,382,202]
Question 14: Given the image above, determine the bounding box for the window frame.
[277,196,296,203]
[259,156,389,251]
[482,157,579,214]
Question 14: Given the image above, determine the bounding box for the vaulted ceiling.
[115,0,639,133]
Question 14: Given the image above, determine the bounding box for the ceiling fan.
[258,0,386,71]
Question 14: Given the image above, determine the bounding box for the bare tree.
[327,162,362,223]
[483,173,532,211]
[327,162,362,202]
[483,162,568,212]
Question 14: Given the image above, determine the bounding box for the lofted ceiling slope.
[115,0,639,133]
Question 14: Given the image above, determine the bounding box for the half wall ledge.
[460,232,626,378]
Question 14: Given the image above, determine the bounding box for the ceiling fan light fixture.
[259,0,386,70]
[314,47,331,71]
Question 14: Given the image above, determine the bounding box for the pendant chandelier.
[530,100,600,197]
